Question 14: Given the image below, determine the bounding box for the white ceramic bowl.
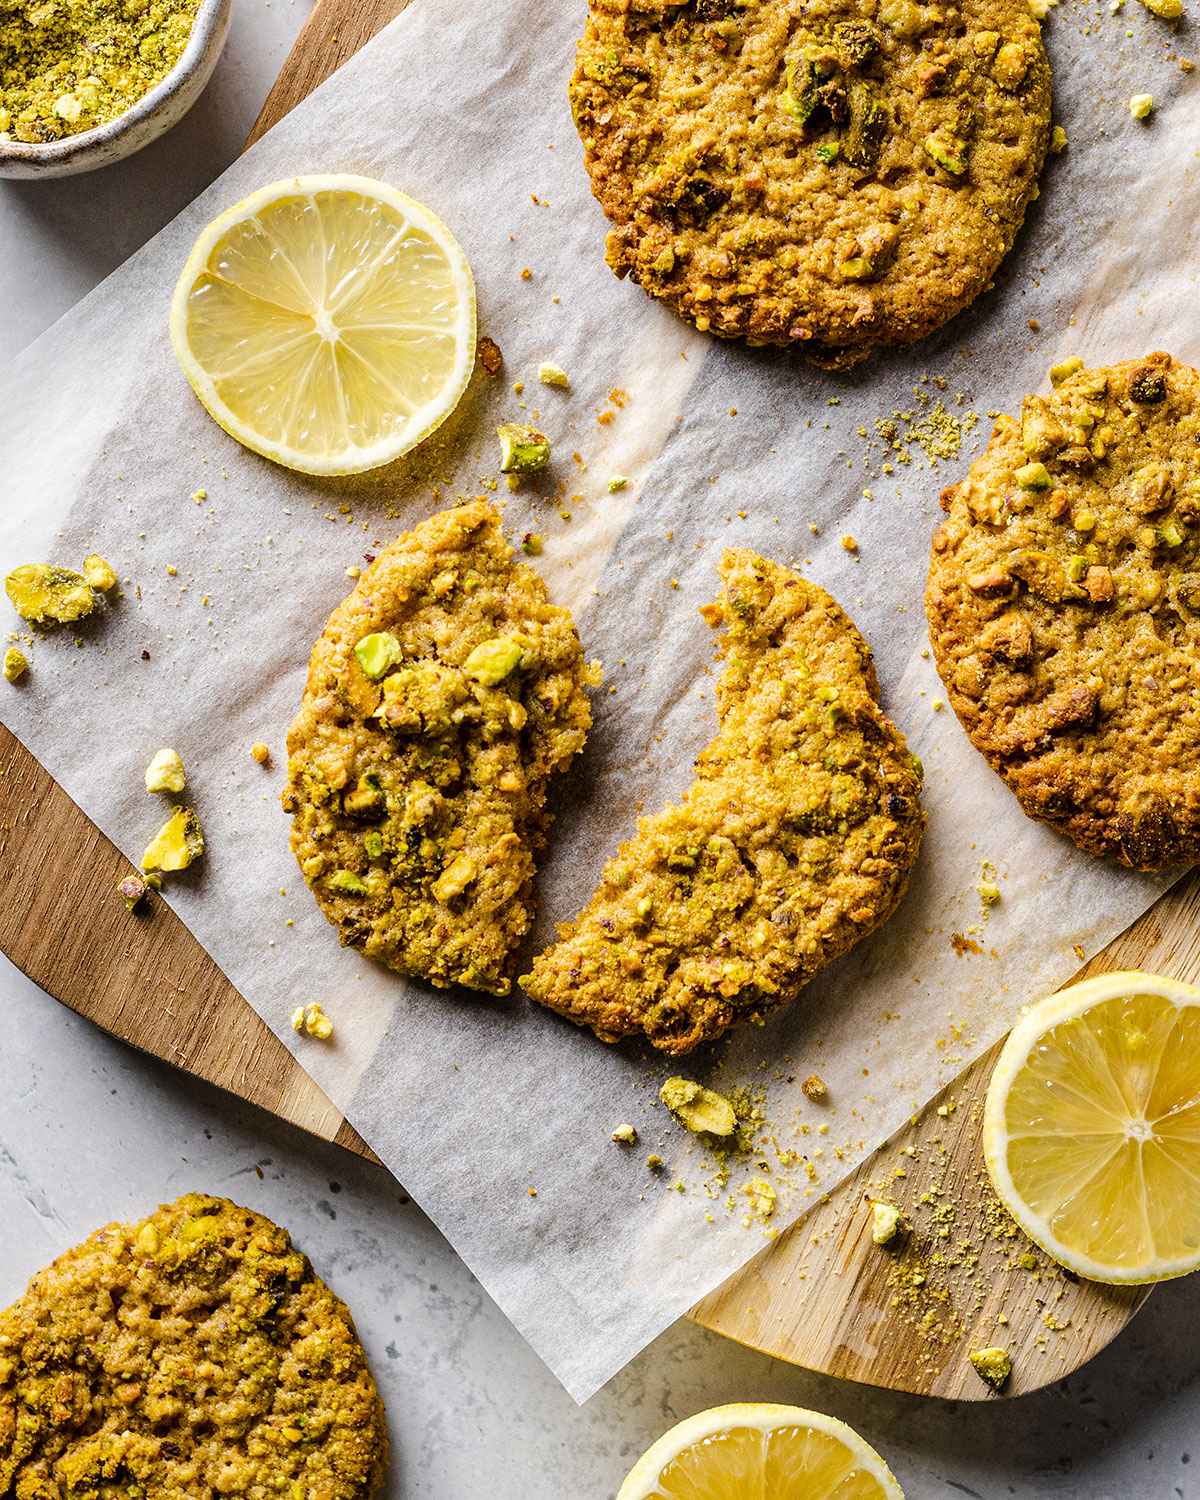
[0,0,233,180]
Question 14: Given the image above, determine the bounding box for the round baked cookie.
[569,0,1051,364]
[927,352,1200,870]
[0,1194,387,1498]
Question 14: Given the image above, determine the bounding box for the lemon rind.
[983,969,1200,1286]
[169,174,477,477]
[615,1402,904,1500]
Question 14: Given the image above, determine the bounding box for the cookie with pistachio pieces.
[521,552,925,1053]
[570,0,1051,364]
[283,499,596,995]
[0,1194,387,1499]
[926,353,1200,869]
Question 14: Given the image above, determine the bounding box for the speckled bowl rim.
[0,0,229,168]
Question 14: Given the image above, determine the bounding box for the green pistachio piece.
[142,807,204,873]
[839,256,874,280]
[82,554,118,591]
[354,631,403,680]
[464,635,525,685]
[815,141,841,164]
[1015,461,1052,490]
[328,869,369,896]
[1158,520,1186,548]
[1064,554,1089,582]
[5,563,97,625]
[969,1346,1012,1392]
[363,831,385,859]
[924,130,967,174]
[660,1078,738,1138]
[3,647,27,683]
[1049,356,1084,387]
[843,80,888,169]
[497,423,551,474]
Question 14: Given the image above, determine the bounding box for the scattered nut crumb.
[802,1073,829,1102]
[611,1123,638,1144]
[1129,92,1154,119]
[537,362,570,389]
[290,1001,334,1040]
[144,747,186,795]
[3,646,28,683]
[969,1346,1012,1392]
[250,742,271,765]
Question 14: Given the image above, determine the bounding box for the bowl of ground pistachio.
[0,0,232,178]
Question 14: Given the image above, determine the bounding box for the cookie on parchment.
[0,1194,387,1499]
[927,352,1200,869]
[521,552,925,1053]
[283,499,596,995]
[569,0,1051,365]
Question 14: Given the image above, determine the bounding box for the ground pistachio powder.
[0,0,201,144]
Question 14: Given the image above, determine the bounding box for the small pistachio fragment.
[354,631,403,681]
[840,256,875,281]
[82,554,118,591]
[844,79,888,169]
[521,533,544,556]
[1129,92,1154,120]
[969,1345,1013,1392]
[1157,520,1186,548]
[117,871,158,912]
[660,1077,738,1137]
[802,1072,829,1101]
[1072,509,1097,532]
[5,564,96,625]
[1049,355,1084,386]
[992,41,1029,88]
[924,130,968,174]
[651,246,676,276]
[815,141,840,165]
[250,741,270,765]
[328,869,369,896]
[537,362,570,389]
[432,852,476,903]
[291,1001,334,1040]
[611,1123,638,1144]
[497,423,551,474]
[142,807,204,873]
[144,747,186,795]
[1015,461,1052,490]
[1064,554,1089,583]
[464,635,525,685]
[869,1199,904,1245]
[743,1178,777,1219]
[1050,124,1068,153]
[3,646,27,683]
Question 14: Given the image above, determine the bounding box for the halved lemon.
[170,175,476,476]
[617,1403,904,1500]
[984,970,1200,1284]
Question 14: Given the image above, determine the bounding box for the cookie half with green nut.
[0,1193,387,1499]
[926,352,1200,869]
[282,499,597,996]
[521,552,925,1053]
[569,0,1051,365]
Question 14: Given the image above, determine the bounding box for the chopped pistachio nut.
[497,423,552,474]
[802,1073,829,1101]
[432,852,477,903]
[117,871,156,912]
[978,879,1002,905]
[992,41,1029,87]
[1015,461,1052,490]
[354,630,403,680]
[537,362,571,389]
[969,1346,1013,1392]
[1050,124,1068,153]
[839,256,875,282]
[328,869,369,896]
[291,1002,334,1040]
[607,475,630,493]
[5,563,96,625]
[2,646,27,683]
[611,1123,638,1144]
[142,807,204,873]
[1129,92,1154,119]
[815,141,841,164]
[924,131,967,174]
[1028,0,1058,16]
[144,747,186,795]
[869,1199,903,1245]
[250,741,271,765]
[521,533,544,556]
[82,554,118,591]
[1049,355,1083,386]
[743,1178,777,1219]
[464,635,524,685]
[1073,508,1097,532]
[841,534,859,554]
[1158,520,1186,548]
[660,1077,737,1137]
[646,1153,665,1171]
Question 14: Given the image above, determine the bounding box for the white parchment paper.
[2,0,1198,1402]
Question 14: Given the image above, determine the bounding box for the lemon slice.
[170,175,476,476]
[617,1403,904,1500]
[984,970,1200,1284]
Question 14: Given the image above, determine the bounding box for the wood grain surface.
[0,0,1183,1401]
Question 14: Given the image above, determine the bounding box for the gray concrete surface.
[1,3,1198,1494]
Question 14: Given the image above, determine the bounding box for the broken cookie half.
[520,551,925,1053]
[283,499,597,996]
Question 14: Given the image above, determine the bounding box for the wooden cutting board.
[0,0,1183,1401]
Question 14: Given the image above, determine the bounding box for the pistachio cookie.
[927,353,1200,869]
[283,500,596,995]
[570,0,1051,364]
[0,1194,386,1498]
[521,552,925,1053]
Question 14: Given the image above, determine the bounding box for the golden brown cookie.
[521,551,925,1053]
[569,0,1051,364]
[283,500,595,995]
[0,1194,386,1499]
[926,352,1200,869]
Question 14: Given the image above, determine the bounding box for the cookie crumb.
[611,1123,638,1144]
[250,742,271,765]
[1129,92,1154,119]
[802,1073,829,1102]
[291,1002,334,1040]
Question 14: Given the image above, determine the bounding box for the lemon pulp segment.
[170,176,476,476]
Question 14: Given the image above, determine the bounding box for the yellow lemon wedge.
[616,1404,904,1500]
[170,175,476,476]
[984,970,1200,1284]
